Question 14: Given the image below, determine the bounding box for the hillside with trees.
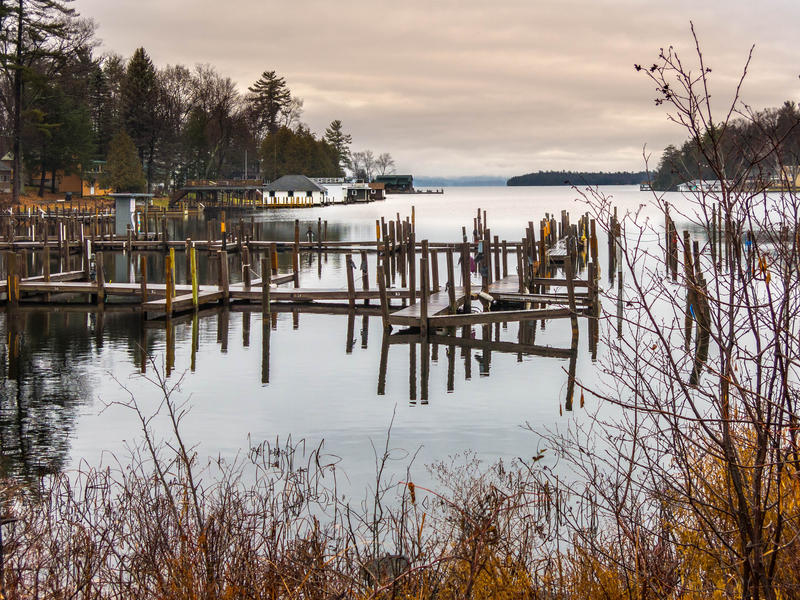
[507,170,649,186]
[0,3,391,202]
[649,100,800,190]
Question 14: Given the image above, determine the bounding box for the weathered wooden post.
[219,250,230,304]
[446,247,456,313]
[140,254,148,302]
[377,257,391,331]
[346,253,356,310]
[95,251,105,306]
[242,245,252,288]
[293,219,300,287]
[419,256,428,338]
[190,244,198,310]
[164,252,173,315]
[360,250,369,305]
[261,256,271,316]
[6,252,19,306]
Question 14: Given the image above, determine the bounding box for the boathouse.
[375,174,414,193]
[265,174,329,206]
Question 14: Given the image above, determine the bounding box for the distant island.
[507,170,649,186]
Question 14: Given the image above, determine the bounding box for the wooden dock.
[2,206,604,355]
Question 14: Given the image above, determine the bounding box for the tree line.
[506,170,649,186]
[649,100,800,190]
[0,1,395,200]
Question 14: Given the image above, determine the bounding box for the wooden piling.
[261,256,271,315]
[219,250,229,304]
[346,253,356,310]
[420,256,428,337]
[95,251,105,306]
[446,247,456,312]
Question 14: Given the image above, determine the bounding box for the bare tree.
[375,152,395,176]
[550,25,800,600]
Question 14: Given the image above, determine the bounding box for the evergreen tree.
[247,70,290,138]
[103,130,145,192]
[122,47,158,191]
[0,0,76,203]
[323,119,352,176]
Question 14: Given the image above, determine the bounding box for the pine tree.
[1,0,76,203]
[103,130,145,192]
[247,70,290,138]
[323,119,352,176]
[122,47,158,191]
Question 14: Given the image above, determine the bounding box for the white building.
[264,175,329,206]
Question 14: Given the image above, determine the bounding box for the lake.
[0,185,680,497]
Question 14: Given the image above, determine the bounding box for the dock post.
[168,248,176,299]
[502,240,508,278]
[493,235,501,281]
[430,249,439,292]
[517,242,525,293]
[360,250,369,305]
[408,231,416,304]
[242,245,251,288]
[164,252,173,315]
[346,253,356,310]
[43,246,50,282]
[446,247,456,312]
[219,250,230,304]
[261,256,271,316]
[564,253,579,346]
[271,242,278,275]
[95,251,105,306]
[419,256,428,338]
[377,256,391,331]
[6,252,19,306]
[462,242,471,312]
[140,255,148,302]
[293,219,300,287]
[191,244,198,309]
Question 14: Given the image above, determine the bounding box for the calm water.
[0,186,681,495]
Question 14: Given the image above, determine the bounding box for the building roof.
[265,174,327,193]
[375,174,413,185]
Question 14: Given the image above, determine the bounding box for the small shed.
[109,193,154,235]
[264,175,328,206]
[374,174,414,193]
[0,160,11,194]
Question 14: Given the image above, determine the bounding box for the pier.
[1,206,611,363]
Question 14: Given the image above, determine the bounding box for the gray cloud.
[75,0,800,176]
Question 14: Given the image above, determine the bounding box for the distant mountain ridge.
[507,170,649,186]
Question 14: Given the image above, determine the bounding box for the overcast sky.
[74,0,800,177]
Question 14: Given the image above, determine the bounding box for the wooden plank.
[427,307,572,327]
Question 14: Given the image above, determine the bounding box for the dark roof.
[375,174,413,184]
[265,174,327,193]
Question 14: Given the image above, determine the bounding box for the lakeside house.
[25,160,113,197]
[311,178,386,203]
[265,174,329,206]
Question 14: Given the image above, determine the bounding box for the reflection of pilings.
[479,324,491,376]
[421,337,430,404]
[218,310,229,353]
[409,342,417,402]
[447,342,455,392]
[261,319,270,384]
[378,333,389,395]
[243,311,251,348]
[191,312,198,372]
[361,314,369,349]
[565,330,579,412]
[165,317,175,376]
[462,326,472,380]
[346,311,355,354]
